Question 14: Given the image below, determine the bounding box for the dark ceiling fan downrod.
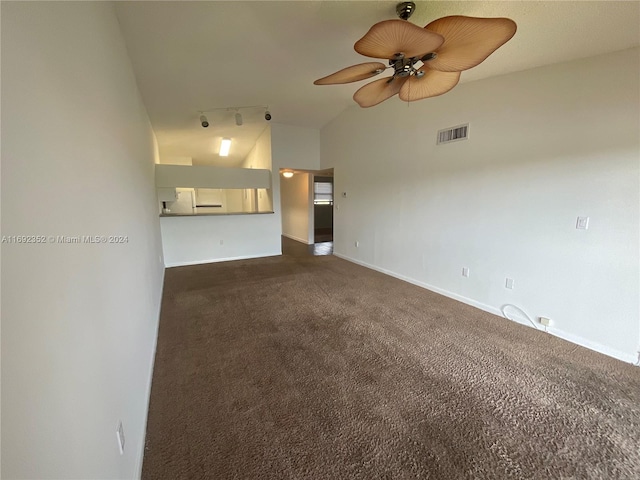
[396,1,416,21]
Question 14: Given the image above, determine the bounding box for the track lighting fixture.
[197,106,272,126]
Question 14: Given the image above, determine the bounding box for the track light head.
[265,110,272,121]
[199,115,209,128]
[235,112,243,126]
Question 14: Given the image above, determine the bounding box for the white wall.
[161,124,321,266]
[243,126,274,213]
[281,173,313,244]
[271,123,321,240]
[271,123,321,169]
[160,214,281,266]
[1,3,165,479]
[271,124,320,244]
[156,163,271,189]
[321,48,640,363]
[226,189,244,213]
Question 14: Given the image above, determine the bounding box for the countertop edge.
[160,211,275,218]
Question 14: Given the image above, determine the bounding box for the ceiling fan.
[314,2,517,107]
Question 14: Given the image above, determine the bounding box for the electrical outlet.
[116,421,125,455]
[462,267,469,277]
[219,239,224,245]
[539,317,553,327]
[505,278,514,289]
[355,241,360,248]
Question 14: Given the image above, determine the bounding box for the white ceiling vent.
[437,124,469,145]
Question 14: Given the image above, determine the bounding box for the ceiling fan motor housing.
[393,57,414,77]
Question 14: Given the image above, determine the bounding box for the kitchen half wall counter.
[159,211,281,266]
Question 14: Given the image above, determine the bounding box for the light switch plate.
[576,216,590,230]
[505,278,514,289]
[462,267,469,277]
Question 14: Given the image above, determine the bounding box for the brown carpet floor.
[143,254,640,479]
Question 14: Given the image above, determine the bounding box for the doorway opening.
[279,168,334,256]
[313,174,333,243]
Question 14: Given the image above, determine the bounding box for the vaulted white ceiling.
[115,1,640,166]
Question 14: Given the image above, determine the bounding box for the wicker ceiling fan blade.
[399,67,460,102]
[355,19,444,60]
[424,16,517,72]
[314,62,387,85]
[353,76,407,108]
